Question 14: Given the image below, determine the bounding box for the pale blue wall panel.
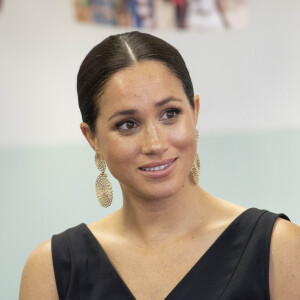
[1,130,299,299]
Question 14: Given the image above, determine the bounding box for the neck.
[117,182,210,245]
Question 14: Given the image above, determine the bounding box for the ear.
[80,122,101,153]
[193,94,200,125]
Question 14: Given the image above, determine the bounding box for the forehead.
[98,61,187,112]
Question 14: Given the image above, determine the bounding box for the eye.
[117,120,138,131]
[161,108,180,120]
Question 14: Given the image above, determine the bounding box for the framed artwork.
[73,0,248,31]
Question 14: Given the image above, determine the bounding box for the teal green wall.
[1,130,300,299]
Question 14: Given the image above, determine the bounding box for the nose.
[141,124,168,155]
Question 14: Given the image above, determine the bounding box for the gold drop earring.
[191,129,200,184]
[95,153,113,207]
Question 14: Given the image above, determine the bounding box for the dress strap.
[219,209,290,300]
[52,224,85,300]
[52,223,135,300]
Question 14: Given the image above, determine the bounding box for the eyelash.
[115,108,181,131]
[161,108,181,120]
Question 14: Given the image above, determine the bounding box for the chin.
[138,179,186,201]
[118,168,190,201]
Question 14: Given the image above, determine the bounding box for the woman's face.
[84,61,199,201]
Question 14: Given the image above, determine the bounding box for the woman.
[20,31,300,300]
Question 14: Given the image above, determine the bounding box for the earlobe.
[193,94,200,124]
[80,122,100,153]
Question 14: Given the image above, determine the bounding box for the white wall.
[1,0,300,147]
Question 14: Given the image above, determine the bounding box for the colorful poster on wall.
[73,0,248,31]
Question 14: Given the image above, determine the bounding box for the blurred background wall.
[0,0,299,298]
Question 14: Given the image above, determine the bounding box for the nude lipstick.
[138,158,177,178]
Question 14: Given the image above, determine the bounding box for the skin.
[19,61,300,300]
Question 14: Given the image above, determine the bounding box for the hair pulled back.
[77,31,194,133]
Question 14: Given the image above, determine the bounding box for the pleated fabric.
[52,208,290,300]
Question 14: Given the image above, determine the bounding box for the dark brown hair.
[77,31,194,133]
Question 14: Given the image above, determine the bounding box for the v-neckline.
[83,208,253,300]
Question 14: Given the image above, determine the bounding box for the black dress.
[52,207,290,300]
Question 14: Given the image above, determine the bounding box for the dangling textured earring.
[95,153,113,207]
[191,129,200,184]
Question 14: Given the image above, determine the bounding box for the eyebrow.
[108,97,183,121]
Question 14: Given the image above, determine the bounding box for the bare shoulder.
[208,195,248,223]
[269,217,300,300]
[19,239,59,300]
[88,209,121,234]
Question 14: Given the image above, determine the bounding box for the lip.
[138,157,177,179]
[139,158,177,169]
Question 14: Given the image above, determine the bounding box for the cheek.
[173,132,195,158]
[170,119,196,154]
[103,136,139,177]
